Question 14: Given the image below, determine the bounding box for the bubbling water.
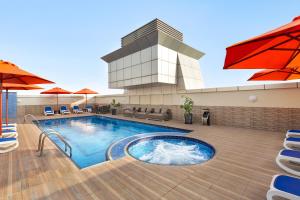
[128,138,214,165]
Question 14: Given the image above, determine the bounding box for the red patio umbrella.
[224,16,300,70]
[41,87,72,112]
[2,83,43,125]
[248,68,300,81]
[0,60,54,137]
[73,88,98,107]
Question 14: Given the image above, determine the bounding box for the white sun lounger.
[276,149,300,176]
[0,138,19,153]
[286,130,300,138]
[284,137,300,150]
[267,175,300,200]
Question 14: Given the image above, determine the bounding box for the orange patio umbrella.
[2,83,43,125]
[0,60,54,137]
[248,68,300,81]
[224,16,300,70]
[73,88,98,107]
[41,87,72,111]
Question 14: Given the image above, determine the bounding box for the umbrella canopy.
[2,84,43,125]
[41,87,72,111]
[224,16,300,70]
[73,88,98,107]
[0,60,54,137]
[0,60,54,84]
[248,68,300,81]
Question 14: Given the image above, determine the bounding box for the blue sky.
[1,1,300,94]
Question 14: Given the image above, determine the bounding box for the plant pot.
[184,113,193,124]
[111,108,117,115]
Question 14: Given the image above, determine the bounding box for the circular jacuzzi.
[126,135,215,166]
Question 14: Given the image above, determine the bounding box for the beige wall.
[96,83,300,108]
[17,82,300,132]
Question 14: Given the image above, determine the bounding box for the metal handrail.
[24,114,41,128]
[40,129,72,157]
[23,114,72,158]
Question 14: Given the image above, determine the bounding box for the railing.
[38,129,72,157]
[24,114,41,128]
[24,114,72,158]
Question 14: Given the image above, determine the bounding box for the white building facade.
[102,19,205,94]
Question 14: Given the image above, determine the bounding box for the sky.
[1,0,300,94]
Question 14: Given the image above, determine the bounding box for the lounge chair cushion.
[273,175,300,196]
[0,138,16,142]
[288,129,300,133]
[286,137,300,142]
[2,129,16,133]
[281,149,300,159]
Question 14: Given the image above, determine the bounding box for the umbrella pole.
[57,94,58,113]
[86,94,87,107]
[6,89,8,125]
[0,79,2,137]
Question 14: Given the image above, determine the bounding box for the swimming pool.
[38,116,189,168]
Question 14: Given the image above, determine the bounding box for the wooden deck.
[0,114,286,200]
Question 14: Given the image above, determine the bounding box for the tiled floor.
[0,114,286,199]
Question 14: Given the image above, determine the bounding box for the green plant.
[180,96,193,115]
[111,99,121,108]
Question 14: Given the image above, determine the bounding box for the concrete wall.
[94,82,300,132]
[17,95,96,117]
[17,82,300,132]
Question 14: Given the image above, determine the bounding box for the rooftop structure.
[102,19,205,90]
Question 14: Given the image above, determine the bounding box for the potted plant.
[180,96,194,124]
[111,99,120,115]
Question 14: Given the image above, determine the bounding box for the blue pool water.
[38,116,189,168]
[127,136,215,165]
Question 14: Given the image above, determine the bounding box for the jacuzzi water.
[38,116,189,168]
[127,136,215,165]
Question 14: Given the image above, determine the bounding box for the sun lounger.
[135,108,149,119]
[72,105,83,114]
[2,125,16,131]
[85,105,93,113]
[284,137,300,150]
[276,149,300,176]
[44,106,54,116]
[123,107,136,117]
[0,137,19,153]
[2,129,18,138]
[147,108,172,121]
[60,106,71,115]
[2,123,16,128]
[266,175,300,200]
[286,130,300,138]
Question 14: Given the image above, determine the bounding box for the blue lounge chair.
[44,106,54,116]
[267,175,300,200]
[60,105,71,115]
[276,149,300,176]
[1,129,18,138]
[85,105,93,113]
[72,105,83,114]
[286,129,300,138]
[284,137,300,150]
[0,137,19,153]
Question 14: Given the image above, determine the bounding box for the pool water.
[127,136,215,165]
[38,116,189,168]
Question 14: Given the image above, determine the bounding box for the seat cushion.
[2,129,16,133]
[274,175,300,196]
[281,149,300,159]
[0,137,16,142]
[288,129,300,133]
[286,137,300,142]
